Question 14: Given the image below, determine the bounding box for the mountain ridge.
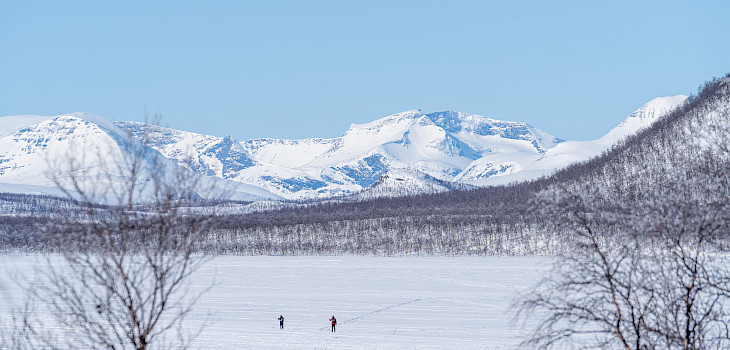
[0,96,687,200]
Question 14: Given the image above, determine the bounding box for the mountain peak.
[56,112,118,130]
[626,95,688,122]
[603,95,688,142]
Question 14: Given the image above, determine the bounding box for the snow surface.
[0,255,550,349]
[0,182,70,197]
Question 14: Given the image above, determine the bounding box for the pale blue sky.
[1,0,728,141]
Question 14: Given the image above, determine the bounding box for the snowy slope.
[479,95,688,185]
[0,114,280,202]
[0,115,56,137]
[0,113,128,188]
[348,168,473,200]
[115,122,259,179]
[601,95,689,142]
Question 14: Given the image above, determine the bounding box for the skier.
[278,315,284,329]
[329,315,337,332]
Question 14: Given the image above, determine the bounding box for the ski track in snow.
[0,255,553,349]
[319,298,425,331]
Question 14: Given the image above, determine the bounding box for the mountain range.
[0,95,687,201]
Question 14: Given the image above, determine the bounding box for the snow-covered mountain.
[346,168,474,200]
[482,95,688,185]
[0,96,687,201]
[117,110,562,199]
[0,113,280,202]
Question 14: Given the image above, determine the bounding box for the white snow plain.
[0,255,550,349]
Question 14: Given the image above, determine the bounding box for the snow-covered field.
[0,255,551,349]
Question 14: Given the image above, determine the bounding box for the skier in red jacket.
[330,315,337,332]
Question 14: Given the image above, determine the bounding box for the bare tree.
[517,156,730,349]
[17,122,225,349]
[515,184,653,349]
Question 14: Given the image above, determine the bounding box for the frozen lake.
[0,255,551,349]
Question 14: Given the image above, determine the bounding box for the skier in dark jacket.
[330,315,337,332]
[278,315,284,329]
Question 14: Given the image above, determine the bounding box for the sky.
[1,0,729,141]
